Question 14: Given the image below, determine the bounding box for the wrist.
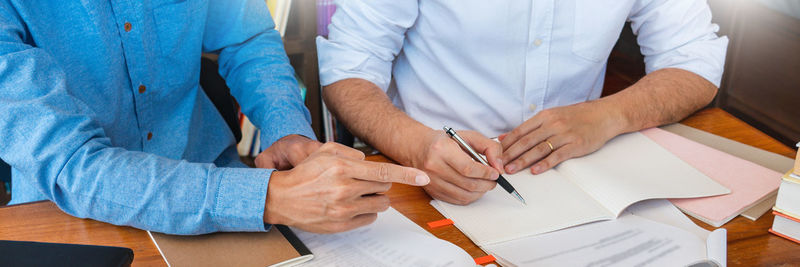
[402,126,437,167]
[588,99,631,138]
[263,170,289,225]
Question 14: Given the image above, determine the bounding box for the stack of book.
[769,142,800,243]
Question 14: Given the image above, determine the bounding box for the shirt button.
[124,22,132,32]
[138,85,146,94]
[147,132,153,140]
[529,104,537,111]
[533,39,543,46]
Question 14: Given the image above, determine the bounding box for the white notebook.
[431,132,730,246]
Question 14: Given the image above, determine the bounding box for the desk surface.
[0,108,797,266]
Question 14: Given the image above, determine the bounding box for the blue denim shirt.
[0,0,315,234]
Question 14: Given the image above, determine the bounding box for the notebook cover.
[660,123,793,220]
[642,128,782,226]
[0,240,133,267]
[149,225,312,267]
[660,123,794,173]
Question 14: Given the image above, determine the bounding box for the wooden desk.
[0,108,796,266]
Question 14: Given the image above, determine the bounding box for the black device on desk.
[0,240,134,267]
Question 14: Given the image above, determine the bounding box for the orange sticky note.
[474,255,496,265]
[426,219,454,229]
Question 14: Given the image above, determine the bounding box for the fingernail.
[532,165,542,174]
[415,174,430,185]
[506,164,516,173]
[490,171,499,180]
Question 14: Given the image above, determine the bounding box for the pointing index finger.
[351,160,430,186]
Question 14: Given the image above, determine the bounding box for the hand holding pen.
[409,128,505,205]
[444,126,527,205]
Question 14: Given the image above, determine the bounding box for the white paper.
[483,214,707,267]
[625,199,710,240]
[480,200,728,267]
[293,208,474,267]
[706,229,727,267]
[432,169,611,245]
[557,132,730,216]
[432,132,729,246]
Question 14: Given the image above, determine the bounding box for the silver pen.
[443,126,527,205]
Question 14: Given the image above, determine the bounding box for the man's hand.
[410,129,503,205]
[263,142,430,233]
[500,101,624,174]
[255,134,322,170]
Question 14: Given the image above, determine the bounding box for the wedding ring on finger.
[544,140,555,153]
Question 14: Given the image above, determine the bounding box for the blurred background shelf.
[283,0,324,141]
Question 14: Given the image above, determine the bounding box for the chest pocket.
[152,0,206,88]
[572,0,630,62]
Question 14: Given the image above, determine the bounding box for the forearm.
[0,45,270,235]
[597,68,718,134]
[323,78,429,166]
[206,0,314,146]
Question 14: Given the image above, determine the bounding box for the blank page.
[431,169,611,246]
[557,132,730,216]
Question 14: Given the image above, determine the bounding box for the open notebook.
[431,131,729,246]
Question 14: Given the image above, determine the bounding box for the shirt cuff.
[209,167,274,232]
[259,111,317,151]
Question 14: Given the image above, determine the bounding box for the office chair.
[0,159,10,205]
[200,57,242,143]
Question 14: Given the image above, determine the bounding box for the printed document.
[293,208,473,267]
[483,200,727,267]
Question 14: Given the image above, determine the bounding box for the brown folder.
[148,225,312,267]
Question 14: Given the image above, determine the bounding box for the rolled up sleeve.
[317,1,418,91]
[629,0,729,87]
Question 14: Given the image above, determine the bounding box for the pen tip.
[512,191,526,205]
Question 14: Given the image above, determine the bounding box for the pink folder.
[641,128,782,227]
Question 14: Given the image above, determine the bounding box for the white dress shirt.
[317,0,728,137]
